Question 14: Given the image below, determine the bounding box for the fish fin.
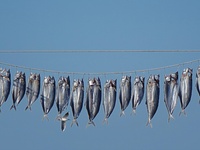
[168,114,175,122]
[120,111,125,117]
[61,120,66,131]
[179,109,187,116]
[10,104,16,111]
[146,118,152,128]
[61,113,70,131]
[71,119,79,127]
[43,114,49,121]
[103,118,109,125]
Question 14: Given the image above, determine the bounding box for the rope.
[0,50,200,53]
[0,59,199,75]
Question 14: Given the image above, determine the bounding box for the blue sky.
[0,1,200,150]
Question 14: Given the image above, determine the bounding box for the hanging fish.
[131,76,145,114]
[56,76,70,119]
[70,79,84,126]
[25,73,40,111]
[146,74,160,127]
[179,68,192,115]
[10,71,26,110]
[85,77,101,126]
[0,68,11,111]
[119,76,131,116]
[164,72,179,122]
[59,112,70,132]
[40,76,55,120]
[103,79,117,124]
[196,66,200,103]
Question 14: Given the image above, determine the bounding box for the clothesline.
[0,50,200,53]
[0,59,199,75]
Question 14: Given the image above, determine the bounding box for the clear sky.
[0,0,200,150]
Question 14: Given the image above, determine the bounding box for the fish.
[164,72,179,122]
[85,77,101,126]
[146,74,160,127]
[131,76,145,114]
[40,76,55,120]
[119,76,131,116]
[10,71,26,110]
[0,68,11,111]
[103,79,117,124]
[56,76,70,119]
[25,73,40,111]
[179,68,192,115]
[59,112,70,132]
[196,66,200,103]
[70,79,84,126]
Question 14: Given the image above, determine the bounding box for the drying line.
[0,59,199,75]
[0,50,200,53]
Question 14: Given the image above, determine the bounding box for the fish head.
[164,74,171,82]
[36,74,40,81]
[134,76,140,84]
[95,77,101,86]
[88,78,94,86]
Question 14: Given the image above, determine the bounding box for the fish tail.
[168,114,175,122]
[87,120,95,127]
[10,104,16,111]
[25,105,31,111]
[146,118,152,128]
[56,114,62,121]
[179,109,187,116]
[71,119,79,127]
[43,114,49,121]
[103,118,108,125]
[131,109,136,115]
[120,111,125,117]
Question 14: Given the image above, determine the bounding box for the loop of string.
[0,59,199,76]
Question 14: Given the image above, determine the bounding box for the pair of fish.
[119,76,131,116]
[179,68,193,115]
[25,73,40,110]
[70,79,84,126]
[146,74,160,127]
[10,71,26,110]
[164,72,179,121]
[196,66,200,103]
[131,76,145,114]
[40,76,55,120]
[0,68,11,111]
[85,77,101,126]
[103,79,117,124]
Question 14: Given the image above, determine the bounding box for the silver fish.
[119,76,131,116]
[59,112,70,132]
[131,76,145,114]
[70,79,84,126]
[25,73,40,111]
[85,77,101,126]
[10,71,26,110]
[103,79,117,124]
[179,68,192,115]
[146,74,160,127]
[40,76,55,120]
[164,72,179,122]
[196,66,200,103]
[56,76,70,119]
[0,68,11,111]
